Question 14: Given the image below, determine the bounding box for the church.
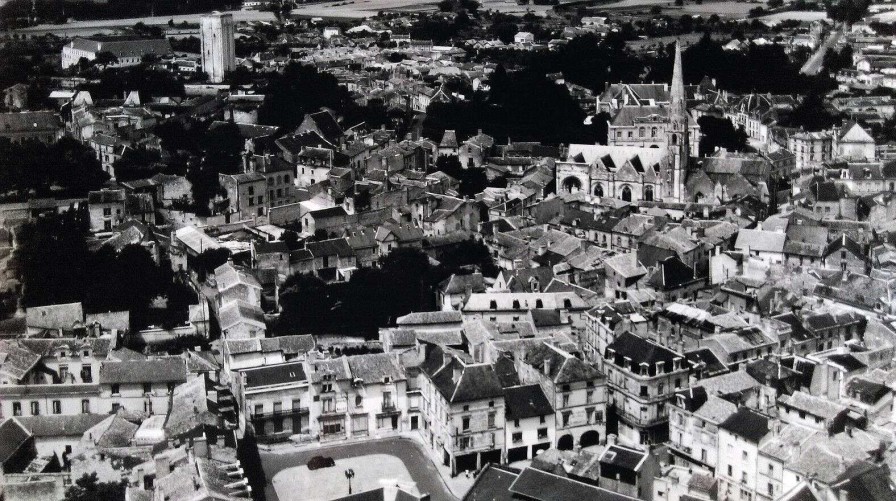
[557,41,700,204]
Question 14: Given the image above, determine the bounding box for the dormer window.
[490,300,497,310]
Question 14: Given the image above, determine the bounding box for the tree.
[491,21,518,44]
[111,146,162,182]
[194,248,231,282]
[697,116,749,156]
[278,273,334,334]
[92,51,119,69]
[781,92,841,131]
[16,209,90,307]
[64,473,125,501]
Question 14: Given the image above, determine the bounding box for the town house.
[516,342,607,450]
[98,358,188,415]
[238,360,311,438]
[600,332,689,445]
[419,347,505,476]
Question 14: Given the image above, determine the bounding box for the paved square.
[271,453,417,501]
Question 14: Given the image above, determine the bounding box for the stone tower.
[200,13,236,84]
[666,40,689,202]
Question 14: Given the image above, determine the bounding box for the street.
[800,26,845,76]
[259,437,459,501]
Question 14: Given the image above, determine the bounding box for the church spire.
[671,40,685,111]
[665,39,689,202]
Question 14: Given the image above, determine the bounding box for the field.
[291,0,553,19]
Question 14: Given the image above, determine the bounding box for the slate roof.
[603,252,647,278]
[99,358,187,384]
[605,332,682,374]
[521,342,602,383]
[0,111,61,132]
[462,463,520,501]
[242,361,307,389]
[429,358,504,404]
[503,384,553,420]
[719,407,770,443]
[68,37,171,59]
[648,255,697,290]
[599,444,647,471]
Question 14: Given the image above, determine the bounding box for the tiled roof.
[0,418,32,463]
[99,358,187,384]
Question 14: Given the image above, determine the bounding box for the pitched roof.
[430,358,504,404]
[719,407,770,443]
[0,418,32,464]
[15,414,107,437]
[508,467,638,501]
[605,332,682,373]
[99,358,187,384]
[241,361,307,389]
[504,384,553,420]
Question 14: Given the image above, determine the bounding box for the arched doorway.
[594,183,604,197]
[561,177,582,194]
[557,434,574,451]
[694,192,705,203]
[580,430,600,447]
[621,185,632,202]
[644,185,654,202]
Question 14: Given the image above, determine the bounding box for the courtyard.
[260,437,463,501]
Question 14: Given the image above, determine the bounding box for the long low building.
[61,37,172,69]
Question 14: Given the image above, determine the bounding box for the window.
[111,384,120,395]
[143,383,152,394]
[658,383,664,395]
[254,404,263,416]
[562,394,570,407]
[640,385,649,397]
[512,432,523,443]
[31,401,39,415]
[322,383,333,393]
[59,365,68,382]
[538,428,548,439]
[82,399,90,414]
[488,412,495,428]
[514,419,519,427]
[462,416,470,431]
[562,412,571,427]
[586,391,593,403]
[728,465,733,477]
[355,395,363,407]
[768,483,774,496]
[12,402,21,416]
[103,207,111,216]
[52,400,61,414]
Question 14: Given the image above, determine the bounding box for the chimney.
[544,358,552,376]
[155,453,171,476]
[193,433,209,458]
[838,490,849,501]
[606,434,617,446]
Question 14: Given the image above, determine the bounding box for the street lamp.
[344,468,355,494]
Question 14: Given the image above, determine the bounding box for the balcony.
[251,407,310,420]
[378,401,400,416]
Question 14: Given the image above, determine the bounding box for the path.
[800,25,844,76]
[259,437,462,501]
